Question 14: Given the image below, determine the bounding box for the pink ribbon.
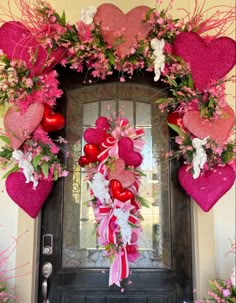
[96,199,140,246]
[109,246,129,287]
[97,124,145,174]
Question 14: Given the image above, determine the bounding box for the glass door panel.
[62,83,170,269]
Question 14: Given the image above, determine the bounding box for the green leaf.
[187,74,194,89]
[42,162,49,178]
[2,164,19,179]
[136,196,150,208]
[0,135,10,144]
[108,52,116,66]
[60,11,66,26]
[53,170,58,181]
[32,154,42,171]
[146,8,155,20]
[200,106,206,118]
[208,97,215,108]
[133,169,146,177]
[155,98,169,104]
[166,75,178,87]
[168,123,182,134]
[0,146,13,159]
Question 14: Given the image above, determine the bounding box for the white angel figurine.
[192,137,208,179]
[12,150,38,188]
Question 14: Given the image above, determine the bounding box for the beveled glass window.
[62,83,171,269]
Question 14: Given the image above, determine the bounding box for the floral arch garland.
[0,0,235,288]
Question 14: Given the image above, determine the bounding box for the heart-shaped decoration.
[6,172,53,218]
[118,137,143,167]
[178,165,235,212]
[173,32,236,91]
[109,179,134,202]
[41,104,65,132]
[78,144,101,167]
[183,105,235,145]
[84,116,110,146]
[167,112,186,132]
[108,159,136,188]
[0,21,65,76]
[4,103,44,149]
[93,4,152,58]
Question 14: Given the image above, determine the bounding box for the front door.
[38,71,192,303]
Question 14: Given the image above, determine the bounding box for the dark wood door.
[38,70,192,303]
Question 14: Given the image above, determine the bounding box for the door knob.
[42,262,53,303]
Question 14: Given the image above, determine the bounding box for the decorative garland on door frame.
[0,0,235,288]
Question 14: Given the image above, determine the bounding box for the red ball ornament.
[41,103,65,132]
[78,144,101,167]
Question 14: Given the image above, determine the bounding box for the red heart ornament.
[110,180,134,202]
[84,116,110,145]
[41,104,65,132]
[78,144,101,167]
[4,103,44,149]
[178,165,235,212]
[108,159,136,188]
[118,137,143,167]
[173,32,236,91]
[94,4,152,58]
[6,172,53,218]
[167,112,186,131]
[0,21,65,76]
[183,105,235,145]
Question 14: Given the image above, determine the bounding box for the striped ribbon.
[109,246,129,287]
[97,124,145,174]
[95,199,140,246]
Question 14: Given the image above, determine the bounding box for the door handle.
[42,262,53,303]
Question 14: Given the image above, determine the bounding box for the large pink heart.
[183,105,235,145]
[4,103,44,149]
[173,32,236,91]
[178,165,235,212]
[108,158,136,188]
[93,4,152,58]
[118,137,142,167]
[0,21,65,76]
[84,116,110,145]
[6,172,53,218]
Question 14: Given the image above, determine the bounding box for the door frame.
[14,74,217,302]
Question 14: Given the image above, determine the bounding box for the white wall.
[0,118,18,290]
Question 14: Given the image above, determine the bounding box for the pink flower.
[222,289,231,297]
[76,21,93,41]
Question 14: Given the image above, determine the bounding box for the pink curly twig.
[178,0,236,37]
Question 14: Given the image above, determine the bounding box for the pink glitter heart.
[94,4,152,58]
[183,105,234,145]
[6,172,53,218]
[108,159,136,188]
[178,165,235,212]
[4,103,44,150]
[84,116,110,145]
[118,137,142,167]
[0,21,65,76]
[173,32,236,91]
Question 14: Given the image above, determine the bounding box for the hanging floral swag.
[0,0,235,287]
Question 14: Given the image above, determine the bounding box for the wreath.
[0,0,235,288]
